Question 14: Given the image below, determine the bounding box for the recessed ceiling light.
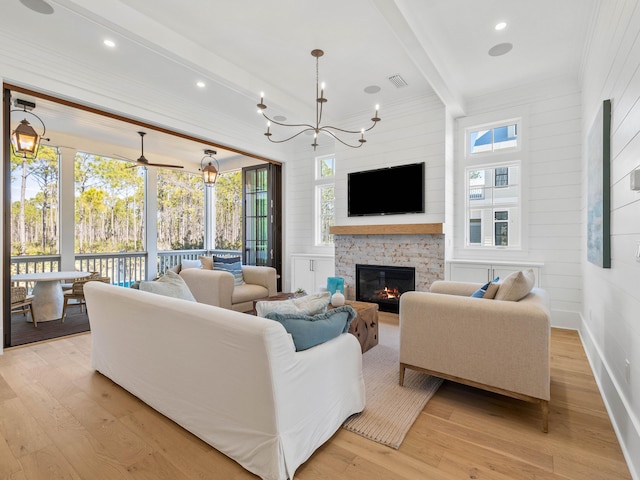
[488,42,513,57]
[103,39,116,48]
[274,115,287,122]
[196,81,206,88]
[364,85,381,94]
[495,22,507,31]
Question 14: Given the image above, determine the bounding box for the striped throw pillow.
[213,256,245,286]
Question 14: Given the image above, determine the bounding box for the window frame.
[464,161,521,249]
[460,114,525,252]
[314,154,335,247]
[467,119,521,157]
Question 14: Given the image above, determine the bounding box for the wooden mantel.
[329,223,443,235]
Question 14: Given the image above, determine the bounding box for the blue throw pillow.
[264,305,357,351]
[471,276,500,298]
[213,256,244,286]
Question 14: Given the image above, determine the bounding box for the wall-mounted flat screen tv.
[348,162,425,217]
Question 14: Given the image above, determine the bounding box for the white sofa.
[174,265,278,312]
[84,281,365,480]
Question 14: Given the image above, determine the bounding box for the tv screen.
[348,162,425,217]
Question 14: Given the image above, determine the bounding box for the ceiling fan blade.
[134,131,183,168]
[146,162,184,169]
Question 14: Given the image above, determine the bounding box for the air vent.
[388,74,408,88]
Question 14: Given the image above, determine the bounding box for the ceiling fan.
[116,131,184,169]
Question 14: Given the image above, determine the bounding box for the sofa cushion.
[213,256,245,286]
[232,283,269,305]
[199,255,214,270]
[139,270,196,302]
[181,259,202,270]
[264,305,357,351]
[255,291,331,318]
[494,269,535,301]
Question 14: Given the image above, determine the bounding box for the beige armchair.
[179,266,278,312]
[399,280,551,432]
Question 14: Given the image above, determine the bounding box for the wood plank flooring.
[0,313,632,479]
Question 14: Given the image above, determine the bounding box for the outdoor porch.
[8,249,240,346]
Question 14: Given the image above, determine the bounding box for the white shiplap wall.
[283,93,447,292]
[452,76,583,328]
[581,1,640,477]
[334,93,446,228]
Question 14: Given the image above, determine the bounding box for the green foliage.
[215,170,242,250]
[10,145,59,255]
[11,148,244,255]
[158,169,205,250]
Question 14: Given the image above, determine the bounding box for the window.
[315,155,335,246]
[469,122,518,155]
[494,210,509,246]
[466,163,520,248]
[495,167,509,187]
[464,116,522,250]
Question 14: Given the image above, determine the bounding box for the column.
[145,168,158,280]
[58,147,77,271]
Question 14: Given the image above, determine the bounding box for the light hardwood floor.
[0,313,632,479]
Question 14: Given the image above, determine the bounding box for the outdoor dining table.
[11,271,91,323]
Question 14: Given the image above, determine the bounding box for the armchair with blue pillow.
[399,269,551,432]
[175,255,277,312]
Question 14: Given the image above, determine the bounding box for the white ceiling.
[4,0,597,169]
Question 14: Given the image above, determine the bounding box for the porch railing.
[11,249,242,291]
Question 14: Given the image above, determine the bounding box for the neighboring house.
[0,2,638,478]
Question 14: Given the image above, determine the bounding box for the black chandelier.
[257,49,381,150]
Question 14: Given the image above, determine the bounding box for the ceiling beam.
[372,0,466,118]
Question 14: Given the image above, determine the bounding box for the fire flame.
[375,286,401,300]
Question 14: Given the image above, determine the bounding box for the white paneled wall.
[581,1,640,477]
[453,77,583,328]
[334,93,446,227]
[284,93,446,292]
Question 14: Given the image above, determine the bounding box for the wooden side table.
[340,300,379,353]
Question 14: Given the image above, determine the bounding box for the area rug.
[342,320,443,449]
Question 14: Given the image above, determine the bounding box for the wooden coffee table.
[254,293,379,353]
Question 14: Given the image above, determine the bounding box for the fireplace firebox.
[356,264,415,313]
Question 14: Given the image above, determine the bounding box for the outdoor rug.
[342,320,443,449]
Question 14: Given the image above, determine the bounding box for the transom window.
[468,122,518,155]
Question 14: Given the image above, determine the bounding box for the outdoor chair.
[11,285,36,327]
[61,271,99,290]
[62,276,110,321]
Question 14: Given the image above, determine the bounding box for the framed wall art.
[587,99,611,268]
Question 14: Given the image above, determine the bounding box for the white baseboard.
[578,316,640,480]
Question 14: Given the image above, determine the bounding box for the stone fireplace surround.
[331,224,445,301]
